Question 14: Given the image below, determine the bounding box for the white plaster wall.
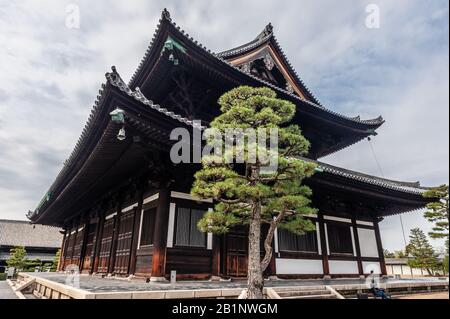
[387,266,394,275]
[276,259,324,275]
[358,228,379,258]
[363,262,381,275]
[412,268,424,276]
[329,261,359,274]
[402,266,412,276]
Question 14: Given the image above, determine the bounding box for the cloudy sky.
[0,0,448,251]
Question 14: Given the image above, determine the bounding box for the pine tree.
[6,246,27,273]
[191,86,317,299]
[406,228,439,276]
[423,185,449,240]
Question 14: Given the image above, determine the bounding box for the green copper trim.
[315,167,324,173]
[163,36,187,54]
[36,192,52,212]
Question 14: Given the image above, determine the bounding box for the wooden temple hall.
[28,10,432,281]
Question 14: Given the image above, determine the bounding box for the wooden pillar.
[352,217,364,277]
[91,212,105,274]
[70,222,79,265]
[318,214,330,278]
[374,218,388,276]
[58,231,67,272]
[151,187,170,281]
[62,228,72,271]
[79,218,90,271]
[211,235,221,278]
[108,215,120,274]
[109,200,122,274]
[128,187,145,276]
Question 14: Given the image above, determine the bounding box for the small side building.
[385,258,448,277]
[0,220,63,268]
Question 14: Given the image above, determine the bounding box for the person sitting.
[369,270,391,299]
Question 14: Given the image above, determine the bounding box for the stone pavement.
[0,281,18,299]
[29,272,448,293]
[396,292,449,299]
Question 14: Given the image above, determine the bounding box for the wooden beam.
[128,188,145,276]
[318,214,330,277]
[91,212,105,274]
[108,201,122,274]
[211,235,221,278]
[78,219,90,271]
[352,217,364,276]
[151,187,170,280]
[374,219,388,276]
[58,231,67,272]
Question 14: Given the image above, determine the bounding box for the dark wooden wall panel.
[82,223,97,271]
[166,248,212,275]
[114,211,135,275]
[98,218,115,273]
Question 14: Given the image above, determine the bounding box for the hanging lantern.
[117,127,126,141]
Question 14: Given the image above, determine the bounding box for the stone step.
[277,290,332,297]
[283,294,337,300]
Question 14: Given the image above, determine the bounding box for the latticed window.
[139,208,157,247]
[278,229,318,253]
[327,224,353,255]
[175,207,206,248]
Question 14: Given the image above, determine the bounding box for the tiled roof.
[0,220,62,248]
[129,9,385,128]
[308,159,430,195]
[217,23,322,105]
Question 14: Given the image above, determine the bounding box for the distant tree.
[6,247,27,273]
[384,250,395,258]
[423,185,449,240]
[394,250,408,259]
[24,259,42,272]
[406,228,440,276]
[51,249,61,272]
[192,86,317,299]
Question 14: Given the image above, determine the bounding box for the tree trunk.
[247,202,264,299]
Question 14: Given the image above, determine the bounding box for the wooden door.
[82,223,97,271]
[72,228,84,268]
[114,211,135,275]
[63,232,75,269]
[225,231,248,277]
[98,218,115,273]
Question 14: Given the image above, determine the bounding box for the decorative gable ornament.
[264,54,275,71]
[240,63,252,74]
[286,83,295,94]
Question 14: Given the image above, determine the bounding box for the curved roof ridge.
[129,10,384,127]
[158,11,385,127]
[217,24,274,58]
[306,158,431,195]
[217,23,323,106]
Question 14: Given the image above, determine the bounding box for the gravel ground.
[396,292,449,299]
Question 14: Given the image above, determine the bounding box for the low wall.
[17,273,246,299]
